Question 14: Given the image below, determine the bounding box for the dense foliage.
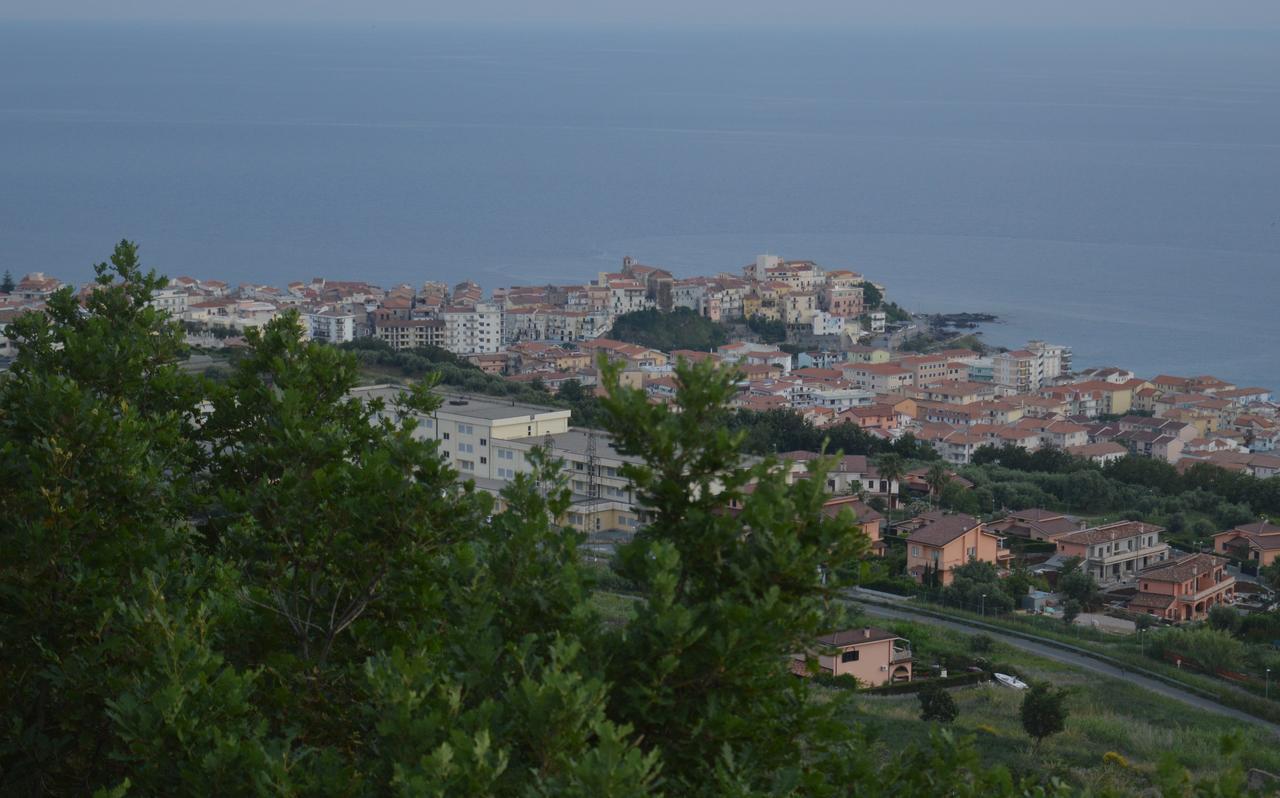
[965,444,1279,545]
[726,408,939,461]
[608,308,729,352]
[746,314,789,344]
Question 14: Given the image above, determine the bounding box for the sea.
[2,22,1278,386]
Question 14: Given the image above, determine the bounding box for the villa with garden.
[1126,553,1236,622]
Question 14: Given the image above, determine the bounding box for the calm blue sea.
[2,22,1278,385]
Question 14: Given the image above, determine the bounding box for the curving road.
[853,598,1280,737]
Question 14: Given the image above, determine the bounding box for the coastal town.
[3,254,1279,640]
[7,248,1280,792]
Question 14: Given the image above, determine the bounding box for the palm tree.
[924,462,950,508]
[873,452,906,509]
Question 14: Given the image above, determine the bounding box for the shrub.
[918,683,959,723]
[1208,604,1242,635]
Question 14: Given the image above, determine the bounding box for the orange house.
[1213,521,1280,567]
[821,495,884,554]
[795,627,913,686]
[905,511,1011,585]
[1127,553,1236,622]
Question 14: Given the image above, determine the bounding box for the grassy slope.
[844,619,1280,793]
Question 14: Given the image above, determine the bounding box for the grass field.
[842,619,1280,793]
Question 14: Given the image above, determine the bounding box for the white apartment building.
[442,303,503,355]
[307,309,357,343]
[149,287,190,317]
[811,311,847,337]
[352,387,646,534]
[994,341,1072,394]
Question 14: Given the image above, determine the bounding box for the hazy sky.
[5,0,1280,28]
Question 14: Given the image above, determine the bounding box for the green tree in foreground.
[1021,683,1069,753]
[919,683,960,723]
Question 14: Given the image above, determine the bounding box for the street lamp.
[1268,668,1272,701]
[981,593,986,617]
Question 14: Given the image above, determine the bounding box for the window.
[479,456,487,465]
[967,546,976,559]
[459,423,474,436]
[479,438,487,446]
[497,467,515,479]
[840,650,860,663]
[458,459,474,471]
[442,432,450,440]
[424,419,434,428]
[458,442,474,454]
[910,546,921,557]
[497,448,515,461]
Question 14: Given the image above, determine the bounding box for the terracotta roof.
[1057,521,1164,546]
[1127,592,1176,610]
[1138,553,1228,583]
[907,512,983,547]
[816,628,902,648]
[820,496,883,524]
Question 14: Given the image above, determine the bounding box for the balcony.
[1175,575,1236,604]
[890,646,913,663]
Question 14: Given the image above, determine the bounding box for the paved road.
[854,600,1280,736]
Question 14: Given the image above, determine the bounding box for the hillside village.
[3,255,1278,634]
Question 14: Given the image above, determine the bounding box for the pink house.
[904,511,1012,585]
[795,627,913,686]
[820,495,885,554]
[1127,553,1236,622]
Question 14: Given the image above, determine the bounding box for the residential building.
[1214,521,1280,567]
[821,495,886,553]
[904,511,1011,585]
[149,287,189,317]
[1066,441,1129,465]
[442,303,503,355]
[795,628,913,686]
[373,318,446,351]
[1052,521,1171,584]
[307,309,357,343]
[842,362,913,394]
[781,452,900,507]
[988,509,1081,541]
[1127,554,1236,623]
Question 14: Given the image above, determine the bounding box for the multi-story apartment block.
[307,309,357,343]
[442,302,503,355]
[352,387,647,535]
[993,341,1072,394]
[373,318,446,351]
[149,287,190,317]
[993,349,1042,394]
